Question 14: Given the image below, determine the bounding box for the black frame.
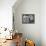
[22,14,35,24]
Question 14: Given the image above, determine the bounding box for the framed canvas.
[22,14,35,24]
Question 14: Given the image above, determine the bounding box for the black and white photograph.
[22,14,35,24]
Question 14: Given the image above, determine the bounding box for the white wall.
[13,0,41,46]
[41,0,46,46]
[0,0,16,29]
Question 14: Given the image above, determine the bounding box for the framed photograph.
[22,14,35,24]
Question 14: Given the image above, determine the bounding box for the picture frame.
[22,14,35,24]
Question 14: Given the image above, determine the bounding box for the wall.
[41,0,46,46]
[0,0,16,30]
[13,0,41,46]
